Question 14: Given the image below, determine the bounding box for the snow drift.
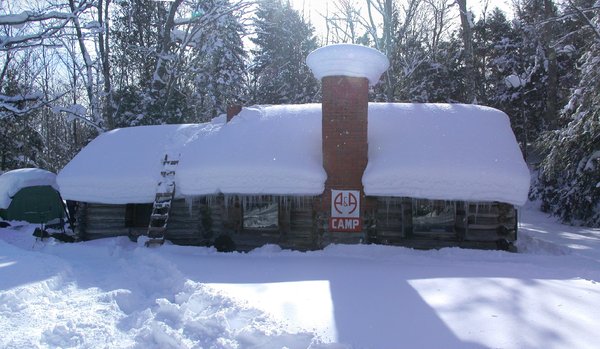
[1,205,600,348]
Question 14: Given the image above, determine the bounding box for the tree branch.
[566,2,600,41]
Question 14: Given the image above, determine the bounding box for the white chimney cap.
[306,44,390,86]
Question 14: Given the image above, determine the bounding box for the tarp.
[0,169,65,224]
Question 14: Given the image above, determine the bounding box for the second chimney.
[306,44,389,238]
[226,104,242,122]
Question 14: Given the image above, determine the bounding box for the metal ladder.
[146,153,179,246]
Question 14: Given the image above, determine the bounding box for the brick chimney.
[226,104,242,122]
[306,44,389,240]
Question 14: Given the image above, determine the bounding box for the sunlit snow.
[306,44,389,85]
[1,203,600,348]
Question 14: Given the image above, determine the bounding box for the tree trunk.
[457,0,476,103]
[152,0,183,94]
[383,0,395,101]
[98,0,114,129]
[0,52,11,90]
[69,0,100,128]
[543,0,558,129]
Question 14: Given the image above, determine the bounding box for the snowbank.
[2,206,600,348]
[57,123,223,204]
[58,103,529,206]
[177,105,326,196]
[0,168,58,209]
[306,44,389,85]
[363,103,530,206]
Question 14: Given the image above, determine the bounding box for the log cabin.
[57,44,530,251]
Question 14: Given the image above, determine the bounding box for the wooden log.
[468,223,514,230]
[86,217,126,225]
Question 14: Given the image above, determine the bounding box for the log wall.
[370,197,517,249]
[77,196,319,250]
[75,195,517,250]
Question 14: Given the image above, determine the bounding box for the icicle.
[185,196,194,216]
[294,195,306,209]
[385,196,391,224]
[453,201,457,220]
[223,194,231,209]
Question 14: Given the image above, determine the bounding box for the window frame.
[242,199,280,232]
[411,199,457,234]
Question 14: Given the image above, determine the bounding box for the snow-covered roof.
[57,103,530,206]
[0,168,59,209]
[363,104,530,206]
[306,44,389,85]
[57,122,224,204]
[177,105,326,196]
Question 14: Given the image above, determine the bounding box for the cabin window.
[243,202,279,230]
[125,204,153,228]
[412,199,455,233]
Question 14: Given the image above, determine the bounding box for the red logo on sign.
[333,191,358,215]
[330,190,362,232]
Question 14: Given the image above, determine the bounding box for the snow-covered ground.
[1,203,600,349]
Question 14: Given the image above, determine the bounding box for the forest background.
[1,0,599,226]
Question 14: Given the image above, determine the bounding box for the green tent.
[0,169,65,225]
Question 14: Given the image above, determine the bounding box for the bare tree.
[0,0,103,129]
[97,0,114,129]
[0,2,92,51]
[321,0,458,101]
[321,0,399,99]
[423,0,455,59]
[322,0,364,44]
[68,0,101,127]
[456,0,476,103]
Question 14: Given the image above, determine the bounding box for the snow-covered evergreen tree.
[0,68,44,170]
[111,0,247,126]
[110,0,169,126]
[534,3,600,226]
[0,114,44,171]
[189,0,247,121]
[472,8,534,154]
[250,0,319,104]
[513,0,561,131]
[401,35,465,103]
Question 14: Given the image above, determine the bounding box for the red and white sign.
[329,189,362,232]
